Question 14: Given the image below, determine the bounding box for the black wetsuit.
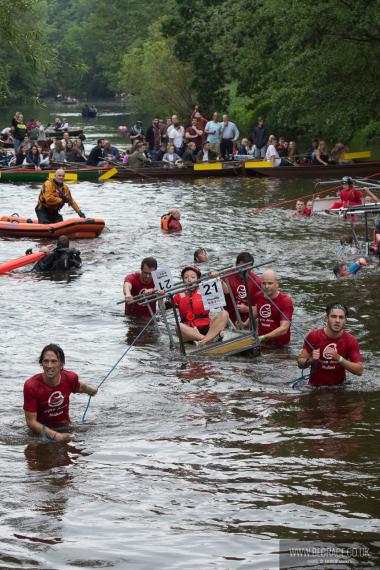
[33,247,82,272]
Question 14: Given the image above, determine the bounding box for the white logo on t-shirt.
[237,284,247,300]
[48,391,64,408]
[259,304,271,319]
[323,343,337,360]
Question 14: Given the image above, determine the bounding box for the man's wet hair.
[236,251,254,265]
[39,344,65,365]
[194,248,206,262]
[57,235,69,248]
[340,234,353,245]
[333,263,346,277]
[326,303,349,317]
[141,257,158,270]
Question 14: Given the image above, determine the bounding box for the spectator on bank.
[220,114,239,160]
[251,116,269,159]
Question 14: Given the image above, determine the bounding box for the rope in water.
[81,316,154,423]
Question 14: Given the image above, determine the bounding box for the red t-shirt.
[23,369,80,428]
[303,329,362,386]
[341,187,362,206]
[224,271,261,324]
[255,291,293,345]
[124,271,156,317]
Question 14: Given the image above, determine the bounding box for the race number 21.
[152,266,174,292]
[199,279,226,310]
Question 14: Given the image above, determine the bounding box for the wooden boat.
[45,129,83,139]
[114,162,243,179]
[0,216,105,239]
[243,159,380,179]
[0,166,110,183]
[0,251,46,274]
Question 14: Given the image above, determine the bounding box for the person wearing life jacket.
[161,208,182,232]
[170,265,228,345]
[32,235,82,272]
[35,168,86,224]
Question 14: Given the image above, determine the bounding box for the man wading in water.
[23,344,97,442]
[297,303,364,387]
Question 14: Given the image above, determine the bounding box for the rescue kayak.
[0,216,105,239]
[0,251,46,274]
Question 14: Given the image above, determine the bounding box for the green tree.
[119,22,194,119]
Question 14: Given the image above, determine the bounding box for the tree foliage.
[2,0,379,142]
[119,21,194,118]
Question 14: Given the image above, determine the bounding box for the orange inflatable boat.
[0,216,105,239]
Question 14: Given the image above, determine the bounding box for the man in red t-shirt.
[23,344,97,442]
[297,303,363,386]
[124,256,158,317]
[222,251,261,327]
[253,270,294,345]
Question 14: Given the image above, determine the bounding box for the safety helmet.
[341,176,353,185]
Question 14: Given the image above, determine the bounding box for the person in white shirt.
[167,119,185,155]
[265,135,294,167]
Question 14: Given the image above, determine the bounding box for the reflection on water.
[0,103,379,569]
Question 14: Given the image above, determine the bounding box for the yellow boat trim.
[194,162,223,171]
[196,335,256,357]
[244,161,272,168]
[343,151,371,160]
[49,172,78,181]
[99,167,118,180]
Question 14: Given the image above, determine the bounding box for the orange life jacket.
[161,213,173,231]
[173,290,210,328]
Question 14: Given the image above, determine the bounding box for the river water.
[0,103,379,569]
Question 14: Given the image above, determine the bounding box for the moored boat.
[0,166,110,183]
[243,159,380,179]
[0,216,105,239]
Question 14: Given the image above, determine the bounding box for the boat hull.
[244,160,380,178]
[0,167,105,183]
[0,216,105,239]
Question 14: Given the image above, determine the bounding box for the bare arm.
[24,410,73,442]
[260,320,290,341]
[123,281,133,302]
[79,382,98,396]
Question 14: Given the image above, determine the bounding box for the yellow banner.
[194,162,223,171]
[244,161,273,168]
[48,172,78,181]
[99,167,118,180]
[343,151,371,160]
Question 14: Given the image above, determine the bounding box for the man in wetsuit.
[35,169,85,223]
[297,303,363,387]
[32,235,82,272]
